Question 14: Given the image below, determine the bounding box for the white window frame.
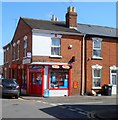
[92,38,102,59]
[4,49,6,63]
[13,43,16,61]
[24,36,28,58]
[51,38,61,57]
[92,64,102,89]
[17,40,20,60]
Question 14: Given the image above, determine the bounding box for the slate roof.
[77,23,117,38]
[22,17,80,34]
[22,17,117,38]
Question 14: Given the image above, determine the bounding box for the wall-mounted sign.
[31,66,44,69]
[22,59,31,64]
[62,66,70,69]
[27,52,32,58]
[52,65,60,69]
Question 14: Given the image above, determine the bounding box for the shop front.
[26,63,72,97]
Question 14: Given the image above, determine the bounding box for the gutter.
[81,34,86,95]
[32,29,83,36]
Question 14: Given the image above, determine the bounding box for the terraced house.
[3,6,118,97]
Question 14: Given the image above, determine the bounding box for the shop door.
[110,70,117,95]
[30,72,42,95]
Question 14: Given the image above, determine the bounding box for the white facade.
[32,33,51,56]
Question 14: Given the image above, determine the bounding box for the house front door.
[110,70,117,95]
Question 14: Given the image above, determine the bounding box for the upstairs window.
[92,38,102,58]
[17,40,20,59]
[51,38,60,56]
[13,43,16,60]
[24,36,28,57]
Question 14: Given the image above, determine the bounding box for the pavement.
[20,95,118,119]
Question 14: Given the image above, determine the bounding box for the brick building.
[3,6,118,96]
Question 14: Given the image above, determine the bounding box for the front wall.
[32,35,82,95]
[86,37,117,93]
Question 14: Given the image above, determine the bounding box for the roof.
[22,17,117,38]
[22,17,80,34]
[77,23,117,38]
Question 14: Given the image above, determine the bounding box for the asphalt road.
[2,95,117,119]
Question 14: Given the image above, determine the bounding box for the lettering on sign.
[52,65,60,69]
[62,66,70,69]
[22,59,31,64]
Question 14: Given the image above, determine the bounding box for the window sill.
[16,58,19,61]
[92,87,102,89]
[49,55,62,59]
[92,56,103,60]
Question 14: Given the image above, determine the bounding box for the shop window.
[50,69,69,89]
[51,38,60,56]
[22,70,26,86]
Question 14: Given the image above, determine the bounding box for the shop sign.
[62,65,70,69]
[22,59,31,64]
[29,66,44,72]
[52,65,60,69]
[27,52,32,58]
[29,66,44,69]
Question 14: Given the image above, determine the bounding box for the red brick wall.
[32,35,82,95]
[11,18,32,65]
[85,36,117,93]
[3,18,32,78]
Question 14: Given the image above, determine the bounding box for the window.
[92,38,102,58]
[51,38,60,56]
[13,43,16,60]
[4,49,7,63]
[17,42,20,59]
[24,36,28,57]
[92,69,101,88]
[50,69,69,89]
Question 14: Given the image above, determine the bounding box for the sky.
[0,1,117,65]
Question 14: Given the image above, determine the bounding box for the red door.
[29,72,42,95]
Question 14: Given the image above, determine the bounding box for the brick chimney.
[66,6,77,28]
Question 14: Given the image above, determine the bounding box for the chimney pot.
[51,15,58,21]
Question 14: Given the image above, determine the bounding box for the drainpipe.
[81,34,86,95]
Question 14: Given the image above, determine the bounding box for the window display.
[50,69,69,89]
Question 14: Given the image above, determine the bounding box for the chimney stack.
[66,6,77,28]
[51,15,58,22]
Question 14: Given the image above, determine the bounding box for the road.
[2,95,117,119]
